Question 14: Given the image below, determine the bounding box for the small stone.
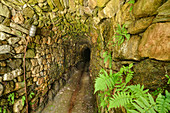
[7,37,20,45]
[25,49,35,58]
[15,82,25,90]
[37,57,43,65]
[30,59,38,67]
[33,77,38,82]
[47,37,52,45]
[13,99,24,113]
[14,46,24,53]
[0,54,11,60]
[12,12,24,24]
[2,18,10,26]
[0,76,2,82]
[32,66,40,75]
[0,32,10,40]
[0,24,12,34]
[22,7,34,18]
[44,65,48,70]
[0,45,11,54]
[97,0,110,8]
[14,54,24,58]
[3,68,22,81]
[10,23,29,34]
[0,61,6,66]
[0,83,3,96]
[89,0,97,9]
[7,59,22,70]
[18,37,26,45]
[0,3,11,18]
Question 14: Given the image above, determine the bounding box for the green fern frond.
[94,69,114,93]
[109,92,133,110]
[128,93,157,113]
[127,84,149,98]
[156,90,170,113]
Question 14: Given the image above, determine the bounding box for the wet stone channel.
[36,62,96,113]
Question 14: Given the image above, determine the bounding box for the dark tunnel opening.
[82,47,91,63]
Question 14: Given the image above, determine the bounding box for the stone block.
[139,22,170,61]
[0,3,10,18]
[133,0,163,18]
[0,45,11,54]
[3,68,22,81]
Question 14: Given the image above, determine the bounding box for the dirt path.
[39,66,96,113]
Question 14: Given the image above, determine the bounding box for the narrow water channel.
[37,47,96,113]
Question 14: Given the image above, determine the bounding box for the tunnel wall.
[0,0,170,113]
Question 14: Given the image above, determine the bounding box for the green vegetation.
[103,51,112,68]
[128,0,135,12]
[8,93,15,105]
[94,63,170,112]
[111,24,130,47]
[22,96,26,106]
[0,106,6,113]
[165,74,170,84]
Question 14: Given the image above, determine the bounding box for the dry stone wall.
[0,0,170,112]
[0,0,91,112]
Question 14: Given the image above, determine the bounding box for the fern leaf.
[127,110,139,113]
[127,84,149,98]
[94,70,114,93]
[156,90,170,113]
[108,92,133,110]
[130,94,157,113]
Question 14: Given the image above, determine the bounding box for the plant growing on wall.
[8,93,15,105]
[128,0,135,12]
[94,63,170,112]
[103,51,112,68]
[94,63,134,111]
[112,24,130,47]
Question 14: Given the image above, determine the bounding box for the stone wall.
[0,0,91,112]
[0,0,170,112]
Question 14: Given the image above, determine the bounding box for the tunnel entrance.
[82,47,91,62]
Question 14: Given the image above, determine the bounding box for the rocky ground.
[36,62,96,113]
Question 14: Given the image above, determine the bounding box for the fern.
[127,84,149,98]
[94,69,115,93]
[103,51,112,68]
[156,90,170,113]
[109,92,133,110]
[128,93,157,113]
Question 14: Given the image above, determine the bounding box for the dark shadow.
[82,47,91,63]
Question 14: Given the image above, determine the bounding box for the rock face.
[0,45,11,54]
[113,35,141,61]
[25,49,35,58]
[133,0,163,18]
[153,0,170,23]
[0,3,10,18]
[97,0,110,8]
[138,22,170,61]
[3,68,22,81]
[0,83,3,96]
[128,17,154,34]
[13,99,24,113]
[133,59,170,90]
